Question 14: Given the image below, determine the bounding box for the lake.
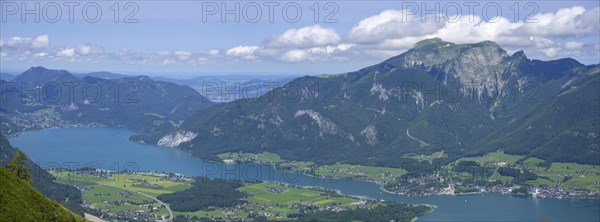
[9,127,600,221]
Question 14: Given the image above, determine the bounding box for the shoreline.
[226,158,600,200]
[11,126,600,202]
[56,170,433,222]
[411,204,438,222]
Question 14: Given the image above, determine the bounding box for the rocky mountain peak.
[412,38,453,49]
[382,39,512,101]
[386,39,508,69]
[510,50,528,61]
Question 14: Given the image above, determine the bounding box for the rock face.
[387,38,516,101]
[157,131,198,147]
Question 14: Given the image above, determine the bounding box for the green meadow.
[51,171,190,217]
[238,182,356,205]
[219,151,406,183]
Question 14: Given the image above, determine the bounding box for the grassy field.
[457,151,523,165]
[83,185,154,204]
[218,152,406,184]
[238,182,356,205]
[93,201,148,212]
[218,152,282,164]
[404,151,447,162]
[52,171,371,221]
[487,171,514,183]
[532,163,600,191]
[166,181,363,220]
[53,172,192,196]
[314,163,406,184]
[51,171,191,219]
[522,157,546,165]
[525,177,556,187]
[174,210,226,218]
[174,210,249,220]
[451,153,600,191]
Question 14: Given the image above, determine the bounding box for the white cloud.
[349,9,443,44]
[57,48,76,57]
[281,50,307,63]
[540,47,559,57]
[2,34,50,50]
[344,6,600,61]
[31,35,49,49]
[79,45,92,55]
[349,6,599,50]
[522,7,600,37]
[434,16,526,46]
[2,6,598,66]
[281,44,355,63]
[162,59,177,65]
[6,37,26,47]
[208,49,220,56]
[268,25,341,48]
[226,46,259,60]
[564,41,584,49]
[174,50,192,61]
[76,44,104,56]
[34,52,47,57]
[197,57,209,64]
[530,36,555,49]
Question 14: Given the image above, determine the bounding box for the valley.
[7,127,600,221]
[51,168,429,221]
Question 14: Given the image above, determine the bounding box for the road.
[98,182,173,221]
[406,128,430,147]
[84,213,107,222]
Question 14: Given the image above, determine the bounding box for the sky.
[1,0,599,76]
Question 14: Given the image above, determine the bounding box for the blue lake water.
[9,127,600,221]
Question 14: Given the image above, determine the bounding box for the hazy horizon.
[2,1,598,74]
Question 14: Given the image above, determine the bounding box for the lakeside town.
[219,151,600,200]
[382,173,600,199]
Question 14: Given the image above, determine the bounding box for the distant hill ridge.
[0,66,214,136]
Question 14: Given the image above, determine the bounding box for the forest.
[156,177,247,212]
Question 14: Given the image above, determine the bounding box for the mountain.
[481,67,600,164]
[160,39,599,165]
[0,72,15,80]
[153,75,295,102]
[74,72,295,102]
[0,66,214,136]
[0,132,84,216]
[76,71,130,79]
[0,167,84,222]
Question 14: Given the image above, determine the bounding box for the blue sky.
[1,1,599,76]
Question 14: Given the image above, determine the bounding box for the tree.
[7,150,31,181]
